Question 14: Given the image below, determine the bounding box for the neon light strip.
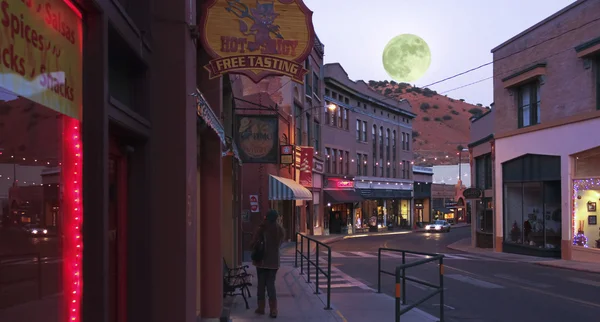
[60,1,83,321]
[63,0,83,19]
[63,117,83,322]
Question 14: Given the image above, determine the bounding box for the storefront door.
[109,137,128,322]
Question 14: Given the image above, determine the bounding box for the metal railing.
[0,253,43,300]
[378,248,445,322]
[294,233,332,310]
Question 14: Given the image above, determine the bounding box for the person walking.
[251,209,285,318]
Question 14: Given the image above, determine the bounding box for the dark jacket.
[251,221,285,269]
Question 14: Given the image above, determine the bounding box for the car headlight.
[43,229,48,234]
[32,229,38,234]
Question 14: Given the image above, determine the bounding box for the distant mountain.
[369,80,489,166]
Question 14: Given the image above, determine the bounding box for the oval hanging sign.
[463,188,483,199]
[200,0,316,84]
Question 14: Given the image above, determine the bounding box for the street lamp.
[327,103,337,112]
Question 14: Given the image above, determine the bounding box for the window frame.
[517,81,541,128]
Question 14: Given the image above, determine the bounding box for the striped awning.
[269,175,312,201]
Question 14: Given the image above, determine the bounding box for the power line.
[439,77,493,95]
[422,14,600,88]
[437,34,590,95]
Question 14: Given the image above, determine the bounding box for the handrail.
[378,248,445,322]
[294,233,332,310]
[0,253,43,299]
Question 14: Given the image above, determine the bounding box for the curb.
[533,261,600,275]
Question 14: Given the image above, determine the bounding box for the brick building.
[236,36,326,239]
[468,109,494,248]
[491,0,600,262]
[321,63,416,234]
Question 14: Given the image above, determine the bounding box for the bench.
[223,258,252,309]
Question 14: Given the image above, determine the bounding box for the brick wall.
[492,0,600,136]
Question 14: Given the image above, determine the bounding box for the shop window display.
[0,92,82,321]
[503,181,561,249]
[573,179,600,249]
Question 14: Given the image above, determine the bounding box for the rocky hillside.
[369,80,489,166]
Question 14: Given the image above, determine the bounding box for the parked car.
[425,220,451,233]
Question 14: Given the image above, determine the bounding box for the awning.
[193,89,226,145]
[193,89,241,162]
[324,190,364,203]
[269,175,312,201]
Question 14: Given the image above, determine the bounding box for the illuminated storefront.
[571,147,600,262]
[0,1,83,321]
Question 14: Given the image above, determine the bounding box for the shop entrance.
[108,137,129,322]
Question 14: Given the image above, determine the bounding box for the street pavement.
[305,227,600,322]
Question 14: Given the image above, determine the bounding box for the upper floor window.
[295,104,303,145]
[372,154,377,176]
[325,148,331,173]
[313,72,320,97]
[401,132,406,150]
[304,59,312,95]
[475,154,493,190]
[517,81,540,128]
[372,125,377,151]
[325,103,331,125]
[356,119,361,141]
[345,97,350,105]
[344,108,349,130]
[313,122,320,152]
[325,88,330,97]
[379,126,384,157]
[357,154,362,175]
[345,151,350,175]
[337,108,342,128]
[363,154,368,175]
[362,121,367,142]
[385,129,390,160]
[338,150,343,174]
[332,149,338,173]
[392,131,397,161]
[406,133,410,151]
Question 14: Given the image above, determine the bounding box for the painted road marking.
[446,274,504,289]
[494,274,552,288]
[349,251,377,258]
[445,264,600,309]
[305,266,371,290]
[567,277,600,288]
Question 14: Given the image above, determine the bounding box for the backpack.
[251,230,266,262]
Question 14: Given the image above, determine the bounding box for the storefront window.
[0,97,82,321]
[0,1,83,321]
[504,182,561,249]
[573,179,600,249]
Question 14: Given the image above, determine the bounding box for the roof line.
[491,0,586,53]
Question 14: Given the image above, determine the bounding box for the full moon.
[382,34,431,83]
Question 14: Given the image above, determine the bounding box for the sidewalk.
[229,264,438,322]
[447,237,600,274]
[229,265,342,321]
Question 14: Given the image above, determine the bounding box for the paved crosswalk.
[284,251,501,262]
